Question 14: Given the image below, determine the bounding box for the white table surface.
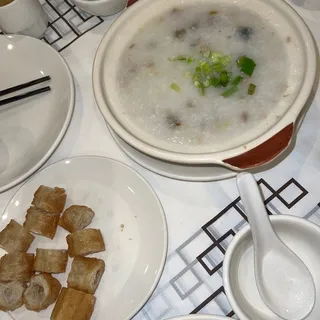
[0,1,319,319]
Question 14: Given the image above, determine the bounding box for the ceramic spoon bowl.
[223,215,320,320]
[236,173,315,320]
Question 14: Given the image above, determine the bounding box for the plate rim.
[165,315,233,320]
[108,126,237,182]
[0,34,75,194]
[1,155,168,320]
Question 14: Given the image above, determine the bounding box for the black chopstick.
[0,86,51,107]
[0,75,51,97]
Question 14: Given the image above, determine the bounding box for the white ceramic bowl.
[71,0,127,16]
[93,0,317,171]
[223,215,320,320]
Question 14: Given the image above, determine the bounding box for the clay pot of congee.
[93,0,317,171]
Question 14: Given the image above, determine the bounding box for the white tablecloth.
[0,1,319,319]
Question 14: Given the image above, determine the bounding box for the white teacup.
[0,0,48,38]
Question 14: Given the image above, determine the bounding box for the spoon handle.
[236,172,276,250]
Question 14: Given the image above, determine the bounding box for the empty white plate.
[0,156,168,320]
[0,35,74,193]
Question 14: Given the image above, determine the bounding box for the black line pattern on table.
[0,0,104,52]
[133,178,310,319]
[190,287,235,317]
[192,178,308,314]
[197,230,234,276]
[41,0,104,51]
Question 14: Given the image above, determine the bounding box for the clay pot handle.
[127,0,139,6]
[223,123,294,170]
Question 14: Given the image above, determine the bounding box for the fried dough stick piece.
[24,273,61,311]
[59,205,94,233]
[0,253,34,282]
[0,219,34,253]
[66,229,105,257]
[0,281,26,311]
[32,185,66,214]
[67,256,105,294]
[24,207,60,239]
[33,249,68,273]
[51,287,96,320]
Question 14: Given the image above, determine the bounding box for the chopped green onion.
[221,86,239,98]
[168,55,185,61]
[206,66,213,74]
[232,76,244,86]
[248,83,256,95]
[175,56,188,61]
[236,55,246,67]
[213,62,224,73]
[192,74,202,83]
[194,81,202,88]
[210,77,220,87]
[220,55,231,66]
[170,83,181,92]
[201,48,211,58]
[203,79,211,88]
[211,52,223,62]
[240,57,256,76]
[200,61,212,74]
[169,55,194,63]
[220,71,229,87]
[193,80,205,95]
[168,48,257,98]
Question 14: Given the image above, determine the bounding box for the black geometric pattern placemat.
[40,0,104,51]
[134,177,312,319]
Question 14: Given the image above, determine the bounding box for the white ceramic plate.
[0,156,168,320]
[223,215,320,320]
[166,315,232,320]
[109,126,236,182]
[0,35,74,193]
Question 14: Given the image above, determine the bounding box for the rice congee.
[117,5,303,151]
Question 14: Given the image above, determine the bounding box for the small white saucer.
[0,35,75,193]
[108,126,236,182]
[223,215,320,320]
